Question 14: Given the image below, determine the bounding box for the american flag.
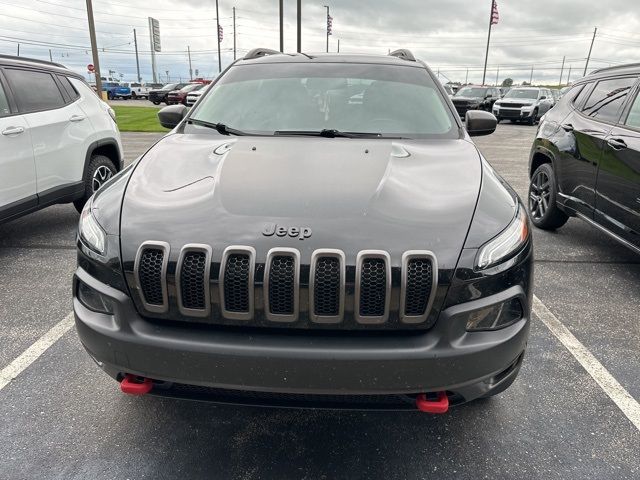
[491,0,500,25]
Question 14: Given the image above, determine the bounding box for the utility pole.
[337,39,340,53]
[481,0,494,85]
[495,66,499,86]
[279,0,284,52]
[296,0,301,53]
[133,29,141,83]
[567,65,572,84]
[215,0,222,72]
[584,27,597,76]
[17,43,20,56]
[465,68,469,84]
[187,45,193,79]
[85,0,102,96]
[233,7,236,60]
[324,5,329,53]
[530,65,534,85]
[559,55,565,86]
[49,49,52,62]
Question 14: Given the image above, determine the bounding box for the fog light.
[78,281,113,314]
[465,298,523,331]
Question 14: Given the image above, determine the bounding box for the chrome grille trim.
[354,250,391,325]
[309,249,346,324]
[264,248,300,323]
[134,241,170,314]
[219,245,255,321]
[399,250,438,324]
[175,244,212,318]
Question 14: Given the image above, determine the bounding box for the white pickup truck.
[126,82,164,99]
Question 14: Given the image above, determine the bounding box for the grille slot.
[264,248,300,322]
[134,241,169,313]
[400,251,437,324]
[309,249,345,324]
[176,244,212,317]
[219,246,255,320]
[355,251,391,324]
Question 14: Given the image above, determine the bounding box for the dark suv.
[451,85,501,118]
[148,83,188,105]
[528,63,640,254]
[74,48,532,412]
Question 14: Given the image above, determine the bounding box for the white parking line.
[0,312,74,392]
[533,295,640,431]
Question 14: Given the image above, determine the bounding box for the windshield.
[162,83,179,91]
[188,63,456,139]
[455,87,487,98]
[504,89,539,99]
[180,84,203,93]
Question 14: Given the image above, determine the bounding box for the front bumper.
[493,106,535,120]
[73,266,530,406]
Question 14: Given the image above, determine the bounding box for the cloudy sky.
[2,0,640,85]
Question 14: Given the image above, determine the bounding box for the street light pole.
[133,28,141,83]
[324,5,329,53]
[296,0,301,53]
[584,27,597,76]
[85,0,102,96]
[279,0,284,52]
[215,0,222,73]
[233,6,236,60]
[187,45,193,80]
[559,55,565,86]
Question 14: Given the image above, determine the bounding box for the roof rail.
[388,49,416,62]
[589,62,640,75]
[0,54,65,68]
[243,48,281,60]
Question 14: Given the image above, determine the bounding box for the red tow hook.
[416,391,449,414]
[120,374,153,395]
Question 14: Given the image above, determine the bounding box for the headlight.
[107,107,116,122]
[475,205,529,270]
[79,202,106,254]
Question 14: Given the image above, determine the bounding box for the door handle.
[69,114,86,122]
[1,126,25,136]
[560,123,574,132]
[607,138,627,150]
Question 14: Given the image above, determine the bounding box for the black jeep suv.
[528,63,640,254]
[74,49,533,412]
[451,85,501,118]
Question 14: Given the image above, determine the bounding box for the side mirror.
[465,110,497,137]
[158,104,187,129]
[540,95,547,100]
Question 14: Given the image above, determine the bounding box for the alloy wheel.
[529,170,551,219]
[92,165,114,192]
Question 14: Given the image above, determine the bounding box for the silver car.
[492,87,554,125]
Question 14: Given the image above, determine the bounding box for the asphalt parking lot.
[1,124,639,479]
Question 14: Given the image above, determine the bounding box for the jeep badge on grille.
[262,223,312,240]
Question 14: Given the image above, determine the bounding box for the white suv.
[0,55,123,223]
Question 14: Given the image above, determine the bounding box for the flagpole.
[481,0,494,86]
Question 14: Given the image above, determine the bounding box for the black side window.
[582,77,638,123]
[57,75,80,101]
[572,83,591,108]
[0,80,10,117]
[4,69,65,113]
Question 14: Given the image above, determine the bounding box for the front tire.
[131,92,137,99]
[73,155,117,213]
[152,100,161,105]
[527,109,538,126]
[528,163,569,230]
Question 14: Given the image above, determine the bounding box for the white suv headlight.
[475,205,530,270]
[79,202,106,254]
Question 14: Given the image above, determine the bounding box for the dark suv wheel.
[73,154,117,213]
[528,163,569,229]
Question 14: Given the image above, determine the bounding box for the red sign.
[87,64,95,73]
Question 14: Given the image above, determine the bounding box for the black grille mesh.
[180,251,207,310]
[359,258,387,316]
[138,248,164,306]
[313,257,340,316]
[268,255,295,315]
[223,254,250,312]
[404,258,433,316]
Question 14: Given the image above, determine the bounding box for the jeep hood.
[120,134,483,273]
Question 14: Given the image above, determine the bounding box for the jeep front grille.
[134,241,170,313]
[132,245,438,329]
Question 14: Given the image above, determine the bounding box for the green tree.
[501,78,514,87]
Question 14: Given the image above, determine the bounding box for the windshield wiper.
[187,118,247,136]
[274,129,386,138]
